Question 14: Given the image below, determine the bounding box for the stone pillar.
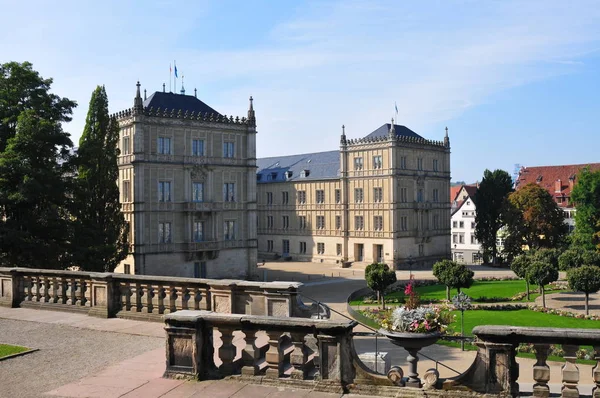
[264,291,290,317]
[290,332,307,380]
[405,347,422,388]
[211,286,234,313]
[164,320,202,379]
[317,334,339,380]
[264,331,281,378]
[0,269,21,308]
[562,345,580,398]
[593,345,600,398]
[533,344,551,398]
[88,274,119,318]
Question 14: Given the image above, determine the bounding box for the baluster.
[40,276,50,303]
[289,332,307,380]
[133,282,142,312]
[241,329,260,376]
[164,286,177,314]
[58,277,67,304]
[82,279,90,306]
[23,276,32,301]
[140,284,149,313]
[593,345,600,398]
[48,277,57,303]
[121,282,131,311]
[32,276,41,302]
[533,344,551,397]
[562,344,580,398]
[218,327,238,375]
[155,285,165,314]
[67,278,76,305]
[193,287,202,310]
[265,331,282,378]
[181,286,190,310]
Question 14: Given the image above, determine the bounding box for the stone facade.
[114,83,258,279]
[257,122,451,268]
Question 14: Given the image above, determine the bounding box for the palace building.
[114,82,258,279]
[256,122,452,268]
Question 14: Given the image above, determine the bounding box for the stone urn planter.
[378,329,441,388]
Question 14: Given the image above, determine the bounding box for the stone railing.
[445,325,600,397]
[0,268,320,320]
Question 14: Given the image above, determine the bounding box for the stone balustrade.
[445,325,600,397]
[0,267,315,320]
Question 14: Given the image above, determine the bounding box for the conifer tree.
[73,86,128,272]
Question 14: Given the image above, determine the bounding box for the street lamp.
[393,249,398,270]
[407,255,414,279]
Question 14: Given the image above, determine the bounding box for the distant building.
[113,82,258,279]
[515,163,600,232]
[450,184,482,264]
[256,122,451,268]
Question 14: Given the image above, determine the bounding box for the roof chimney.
[555,179,562,193]
[163,83,165,93]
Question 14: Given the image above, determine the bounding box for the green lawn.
[450,309,600,336]
[0,344,29,358]
[351,280,555,305]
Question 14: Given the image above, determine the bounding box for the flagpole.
[169,63,172,93]
[174,60,177,94]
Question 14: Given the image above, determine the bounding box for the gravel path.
[0,318,163,398]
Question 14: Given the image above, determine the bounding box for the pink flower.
[404,283,413,295]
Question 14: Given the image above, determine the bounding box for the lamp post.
[393,249,398,270]
[453,244,457,261]
[407,255,414,279]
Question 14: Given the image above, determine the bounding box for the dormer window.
[256,174,262,181]
[301,169,310,178]
[285,171,293,179]
[536,175,543,183]
[270,172,277,180]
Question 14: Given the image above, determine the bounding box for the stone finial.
[194,88,197,98]
[389,118,396,138]
[340,124,347,146]
[144,89,147,101]
[133,81,143,113]
[247,95,256,127]
[444,126,450,148]
[163,83,166,93]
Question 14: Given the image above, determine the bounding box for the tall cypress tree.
[73,86,128,272]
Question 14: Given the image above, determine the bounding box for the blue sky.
[2,0,600,182]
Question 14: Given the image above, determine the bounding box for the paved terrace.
[0,262,598,397]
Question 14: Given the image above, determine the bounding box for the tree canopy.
[433,259,474,299]
[571,167,600,251]
[567,265,600,315]
[365,263,397,308]
[558,248,600,270]
[72,86,128,272]
[525,260,559,308]
[474,169,514,264]
[503,183,568,259]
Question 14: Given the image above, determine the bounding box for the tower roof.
[364,123,422,140]
[143,91,221,116]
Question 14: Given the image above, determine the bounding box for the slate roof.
[257,150,340,182]
[364,123,423,139]
[515,163,600,208]
[143,92,221,116]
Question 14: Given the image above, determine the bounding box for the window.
[459,234,464,244]
[122,181,131,202]
[224,221,235,240]
[194,262,207,278]
[158,137,171,154]
[267,240,274,252]
[316,190,325,204]
[335,215,341,230]
[417,189,423,202]
[433,215,439,229]
[193,221,204,242]
[417,157,423,170]
[374,216,383,231]
[400,156,407,169]
[282,191,289,205]
[419,244,424,256]
[266,192,273,205]
[158,222,172,243]
[354,188,363,203]
[453,234,457,243]
[471,222,476,229]
[401,216,408,231]
[223,141,234,158]
[300,242,307,254]
[355,216,364,230]
[354,157,363,170]
[335,189,341,204]
[317,243,325,255]
[298,191,306,204]
[400,187,408,202]
[374,187,383,203]
[373,155,382,169]
[267,216,274,228]
[316,216,325,229]
[192,182,204,202]
[282,239,290,255]
[471,234,476,244]
[282,215,289,229]
[433,159,438,171]
[122,136,130,155]
[336,244,342,256]
[453,221,457,228]
[223,183,235,202]
[123,264,131,274]
[459,221,464,228]
[192,139,205,156]
[299,216,307,229]
[433,189,439,202]
[158,181,171,202]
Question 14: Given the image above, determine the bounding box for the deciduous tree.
[474,169,514,264]
[525,260,559,308]
[510,253,533,300]
[571,167,600,251]
[433,259,474,300]
[567,266,600,315]
[365,263,397,309]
